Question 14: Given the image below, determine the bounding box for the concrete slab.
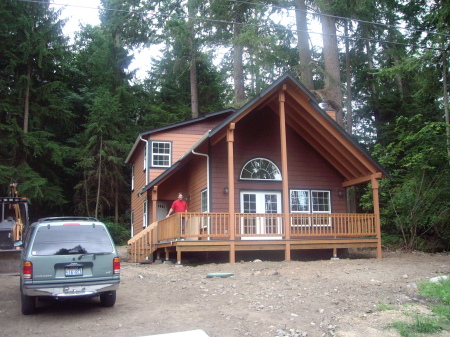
[144,329,209,337]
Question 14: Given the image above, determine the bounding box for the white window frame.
[290,189,331,227]
[240,158,282,181]
[151,141,171,168]
[130,210,134,237]
[201,189,208,213]
[200,189,209,232]
[131,164,135,191]
[143,200,148,228]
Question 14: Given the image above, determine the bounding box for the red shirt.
[171,200,188,213]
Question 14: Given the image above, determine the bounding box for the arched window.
[240,158,282,180]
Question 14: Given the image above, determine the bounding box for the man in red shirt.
[166,193,188,238]
[166,192,188,217]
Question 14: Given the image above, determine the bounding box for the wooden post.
[371,175,382,259]
[279,86,291,261]
[151,185,158,224]
[177,250,182,264]
[165,248,170,261]
[227,123,236,263]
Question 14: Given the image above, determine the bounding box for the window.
[200,189,208,230]
[201,189,208,213]
[290,189,331,226]
[31,225,114,256]
[151,141,171,167]
[130,210,134,237]
[131,165,135,191]
[240,158,281,180]
[311,191,330,213]
[143,200,148,228]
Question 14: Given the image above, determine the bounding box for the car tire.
[100,290,116,307]
[21,291,36,315]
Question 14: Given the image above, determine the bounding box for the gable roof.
[125,108,235,164]
[138,73,388,195]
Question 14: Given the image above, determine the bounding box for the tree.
[0,0,72,212]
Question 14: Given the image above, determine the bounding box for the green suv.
[16,217,120,315]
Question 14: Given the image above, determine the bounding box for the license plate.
[65,267,83,277]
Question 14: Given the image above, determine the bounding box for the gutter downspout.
[139,135,149,186]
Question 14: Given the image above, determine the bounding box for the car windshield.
[31,225,114,256]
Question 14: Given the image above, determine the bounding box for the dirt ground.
[0,249,449,337]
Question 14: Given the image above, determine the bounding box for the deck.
[127,212,381,263]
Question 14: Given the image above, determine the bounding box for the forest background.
[0,0,449,251]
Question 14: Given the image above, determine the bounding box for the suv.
[16,217,120,315]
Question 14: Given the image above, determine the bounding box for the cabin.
[125,73,388,264]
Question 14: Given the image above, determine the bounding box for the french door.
[240,191,282,237]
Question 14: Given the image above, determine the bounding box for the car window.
[30,225,114,256]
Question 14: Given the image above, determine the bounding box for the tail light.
[113,257,120,275]
[23,261,33,279]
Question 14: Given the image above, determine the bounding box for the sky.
[51,0,153,81]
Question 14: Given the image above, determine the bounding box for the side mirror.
[14,240,23,247]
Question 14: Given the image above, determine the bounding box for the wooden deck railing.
[128,213,377,262]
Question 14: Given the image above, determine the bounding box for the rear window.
[30,225,114,256]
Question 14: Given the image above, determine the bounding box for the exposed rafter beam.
[342,172,383,187]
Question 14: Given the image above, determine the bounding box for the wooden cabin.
[125,73,388,264]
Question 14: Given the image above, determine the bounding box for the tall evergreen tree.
[0,0,72,213]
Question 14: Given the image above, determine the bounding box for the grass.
[388,277,450,336]
[392,315,444,336]
[377,301,395,311]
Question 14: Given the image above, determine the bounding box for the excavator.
[0,182,29,273]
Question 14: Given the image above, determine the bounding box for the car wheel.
[100,290,116,307]
[21,291,36,315]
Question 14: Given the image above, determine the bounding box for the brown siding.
[131,146,148,236]
[211,108,346,213]
[149,133,204,182]
[185,155,208,212]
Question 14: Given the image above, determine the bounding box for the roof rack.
[38,217,99,222]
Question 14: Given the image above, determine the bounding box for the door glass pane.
[265,194,278,213]
[242,194,256,234]
[265,194,279,234]
[243,194,256,213]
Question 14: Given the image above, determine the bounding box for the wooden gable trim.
[267,99,359,179]
[285,112,357,179]
[285,88,382,176]
[284,100,369,177]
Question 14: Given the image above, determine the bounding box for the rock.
[253,259,262,263]
[430,275,449,283]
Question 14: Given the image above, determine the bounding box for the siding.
[131,147,148,235]
[210,108,346,213]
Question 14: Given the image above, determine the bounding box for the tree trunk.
[23,59,32,133]
[188,0,198,118]
[233,3,245,104]
[365,39,381,137]
[443,51,450,163]
[321,12,343,126]
[394,54,404,100]
[115,186,119,223]
[95,136,103,219]
[344,20,357,213]
[295,0,314,90]
[344,21,353,134]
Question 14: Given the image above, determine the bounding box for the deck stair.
[127,221,158,263]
